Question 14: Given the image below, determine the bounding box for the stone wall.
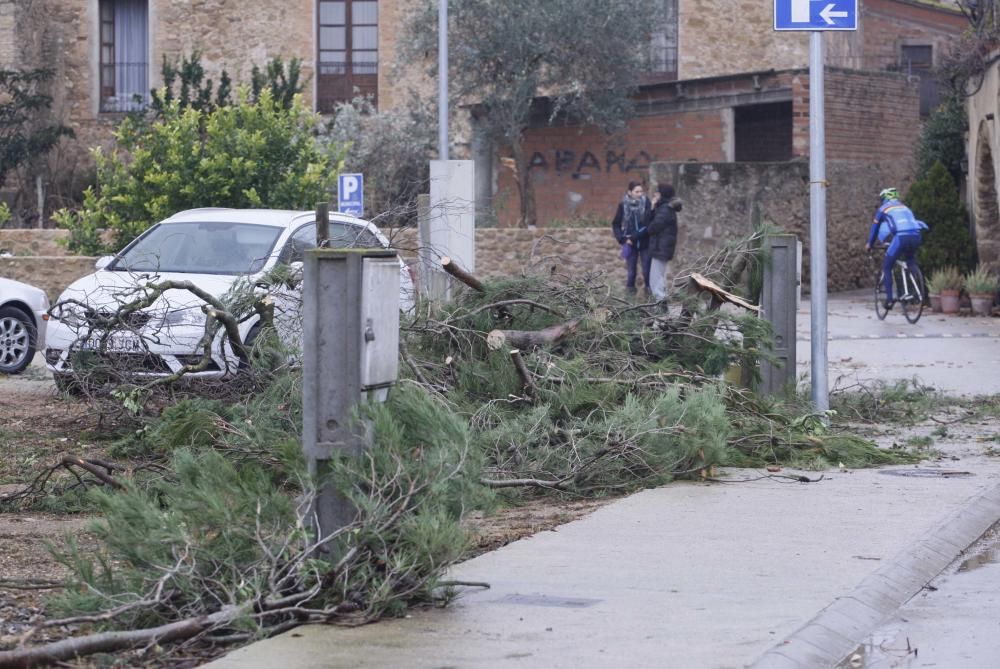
[649,160,914,292]
[0,230,68,256]
[0,256,97,302]
[0,188,894,301]
[0,228,636,301]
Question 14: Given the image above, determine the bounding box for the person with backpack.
[866,187,928,311]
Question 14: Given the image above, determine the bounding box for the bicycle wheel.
[902,267,924,324]
[875,271,889,320]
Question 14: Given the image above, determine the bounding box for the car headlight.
[161,308,207,328]
[50,302,87,327]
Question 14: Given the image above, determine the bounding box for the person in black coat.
[611,181,652,295]
[646,182,682,303]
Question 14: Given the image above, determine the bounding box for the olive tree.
[403,0,659,227]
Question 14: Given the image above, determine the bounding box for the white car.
[45,208,414,389]
[0,277,50,375]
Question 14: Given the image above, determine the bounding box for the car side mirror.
[94,255,115,270]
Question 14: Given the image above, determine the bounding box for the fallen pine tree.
[0,227,929,667]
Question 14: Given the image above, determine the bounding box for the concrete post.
[417,193,450,302]
[759,235,800,396]
[302,248,400,552]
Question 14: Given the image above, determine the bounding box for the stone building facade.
[966,51,1000,272]
[0,0,425,222]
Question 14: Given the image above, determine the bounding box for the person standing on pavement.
[646,182,681,304]
[611,181,652,296]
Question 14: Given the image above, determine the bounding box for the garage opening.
[734,101,793,162]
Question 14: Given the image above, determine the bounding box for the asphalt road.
[797,290,1000,397]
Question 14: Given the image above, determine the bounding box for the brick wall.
[501,68,918,229]
[825,68,920,164]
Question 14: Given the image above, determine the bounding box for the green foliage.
[0,67,74,189]
[914,94,967,185]
[828,378,947,425]
[963,265,998,294]
[326,385,490,611]
[57,90,340,254]
[50,449,300,626]
[326,94,436,226]
[907,161,976,276]
[149,52,233,113]
[150,53,302,114]
[0,201,10,228]
[250,57,303,111]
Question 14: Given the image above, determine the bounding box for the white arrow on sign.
[819,3,848,24]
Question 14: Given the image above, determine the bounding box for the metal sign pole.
[809,31,829,411]
[438,0,449,160]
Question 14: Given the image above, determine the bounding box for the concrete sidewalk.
[203,293,1000,668]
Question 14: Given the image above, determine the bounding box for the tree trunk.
[0,605,242,668]
[510,140,536,228]
[486,317,582,351]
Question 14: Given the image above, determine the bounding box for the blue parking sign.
[338,173,364,217]
[775,0,857,31]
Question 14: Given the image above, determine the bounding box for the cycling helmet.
[879,187,899,202]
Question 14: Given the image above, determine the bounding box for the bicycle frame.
[872,245,924,323]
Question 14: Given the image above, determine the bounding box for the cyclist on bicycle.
[865,187,928,311]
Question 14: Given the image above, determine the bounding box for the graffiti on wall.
[527,149,657,178]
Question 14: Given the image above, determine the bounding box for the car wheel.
[0,306,36,375]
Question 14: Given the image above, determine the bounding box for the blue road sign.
[775,0,857,31]
[338,173,364,217]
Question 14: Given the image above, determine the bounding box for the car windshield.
[111,222,284,275]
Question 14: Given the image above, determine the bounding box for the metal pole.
[438,0,449,160]
[809,31,829,411]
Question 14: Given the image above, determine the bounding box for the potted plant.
[963,265,998,316]
[926,269,947,312]
[932,265,963,314]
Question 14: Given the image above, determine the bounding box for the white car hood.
[56,269,243,316]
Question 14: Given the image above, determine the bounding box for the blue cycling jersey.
[868,199,928,246]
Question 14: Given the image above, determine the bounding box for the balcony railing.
[318,61,378,76]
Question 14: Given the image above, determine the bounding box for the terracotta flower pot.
[929,293,942,313]
[970,293,994,316]
[940,289,960,314]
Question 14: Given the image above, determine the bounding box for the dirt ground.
[0,367,614,663]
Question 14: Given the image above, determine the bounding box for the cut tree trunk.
[486,317,583,351]
[441,257,484,292]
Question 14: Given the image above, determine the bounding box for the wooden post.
[316,202,330,247]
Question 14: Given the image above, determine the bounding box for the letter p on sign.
[338,173,364,216]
